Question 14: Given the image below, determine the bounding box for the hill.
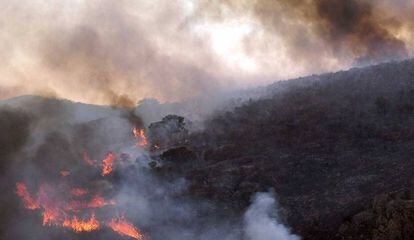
[161,59,414,239]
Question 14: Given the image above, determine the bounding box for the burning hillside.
[1,0,413,239]
[14,129,147,239]
[1,59,414,240]
[1,105,299,240]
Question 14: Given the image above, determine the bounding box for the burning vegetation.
[101,152,116,176]
[107,214,145,240]
[133,127,148,147]
[14,128,150,239]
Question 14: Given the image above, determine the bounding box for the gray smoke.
[244,192,300,240]
[0,97,300,240]
[1,1,413,105]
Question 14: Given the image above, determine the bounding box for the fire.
[86,194,116,208]
[37,184,63,226]
[133,127,148,146]
[83,151,97,166]
[63,213,100,232]
[16,161,144,239]
[15,128,146,239]
[107,215,144,240]
[60,170,70,177]
[101,152,116,176]
[66,194,116,210]
[15,182,40,210]
[70,188,88,196]
[42,207,61,226]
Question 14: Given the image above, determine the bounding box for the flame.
[15,129,147,239]
[63,213,100,232]
[107,215,144,240]
[60,170,70,177]
[37,184,63,226]
[133,127,148,146]
[42,206,61,226]
[70,188,88,197]
[87,194,116,208]
[15,182,40,210]
[16,162,142,239]
[83,151,97,166]
[101,152,116,176]
[66,194,116,211]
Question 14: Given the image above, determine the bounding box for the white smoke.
[244,192,300,240]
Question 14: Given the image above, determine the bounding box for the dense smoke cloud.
[0,0,413,105]
[200,0,413,64]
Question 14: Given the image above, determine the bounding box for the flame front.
[65,194,116,211]
[133,127,148,146]
[60,170,70,177]
[107,215,144,240]
[15,182,40,210]
[70,188,88,197]
[101,152,116,176]
[83,151,97,166]
[16,137,145,239]
[16,181,140,238]
[42,206,61,226]
[63,213,100,232]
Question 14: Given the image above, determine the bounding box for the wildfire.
[15,182,40,210]
[16,182,136,237]
[70,188,88,196]
[60,170,70,177]
[133,127,148,146]
[107,215,144,240]
[63,213,100,232]
[83,151,98,166]
[66,194,116,211]
[37,184,63,226]
[86,194,116,208]
[42,206,61,226]
[15,130,145,239]
[101,152,116,176]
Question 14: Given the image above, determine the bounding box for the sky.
[0,0,413,106]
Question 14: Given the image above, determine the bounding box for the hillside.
[158,59,414,239]
[2,59,414,239]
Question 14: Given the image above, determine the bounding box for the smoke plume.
[0,0,413,105]
[244,192,300,240]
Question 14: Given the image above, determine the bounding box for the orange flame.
[16,134,146,239]
[87,194,115,208]
[37,184,63,226]
[60,170,70,177]
[83,151,98,166]
[101,152,116,176]
[63,213,100,232]
[133,127,148,146]
[66,194,116,210]
[107,215,144,240]
[15,182,40,210]
[42,206,61,226]
[70,188,88,197]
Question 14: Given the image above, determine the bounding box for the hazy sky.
[0,0,413,105]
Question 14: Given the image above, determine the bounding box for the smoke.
[1,0,413,105]
[244,192,300,240]
[0,0,230,105]
[200,0,413,65]
[0,97,300,240]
